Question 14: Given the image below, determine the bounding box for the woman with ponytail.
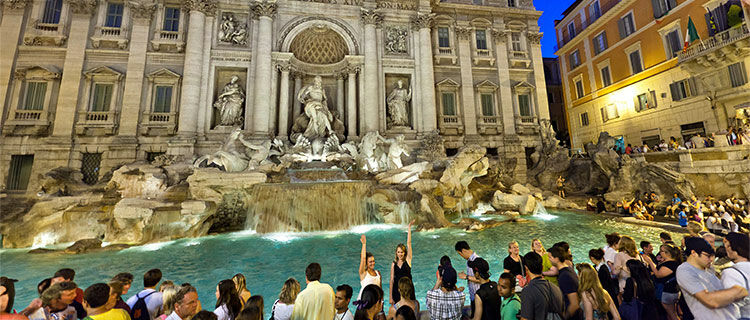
[353,284,384,320]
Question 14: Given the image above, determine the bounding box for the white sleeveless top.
[358,270,381,300]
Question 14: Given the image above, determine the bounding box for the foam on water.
[470,202,495,217]
[31,231,61,248]
[122,240,177,252]
[349,223,403,234]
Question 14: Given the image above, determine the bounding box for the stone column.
[292,72,302,118]
[455,26,478,136]
[277,63,291,138]
[118,0,157,138]
[51,0,97,137]
[336,73,345,120]
[176,0,214,136]
[200,14,214,134]
[347,65,360,139]
[251,2,277,136]
[412,13,437,132]
[493,29,515,135]
[528,32,549,121]
[0,0,30,112]
[244,12,260,132]
[361,9,382,133]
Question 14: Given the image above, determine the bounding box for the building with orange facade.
[554,0,750,151]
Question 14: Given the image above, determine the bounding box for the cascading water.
[245,181,377,233]
[532,202,558,220]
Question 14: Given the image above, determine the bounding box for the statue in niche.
[385,27,408,54]
[387,80,412,127]
[213,75,245,126]
[218,13,248,45]
[297,76,333,140]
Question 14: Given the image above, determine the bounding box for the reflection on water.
[0,210,665,317]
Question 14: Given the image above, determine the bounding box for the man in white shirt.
[333,285,353,320]
[603,233,619,269]
[164,286,199,320]
[126,269,163,320]
[722,232,750,318]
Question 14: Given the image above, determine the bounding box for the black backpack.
[130,291,156,320]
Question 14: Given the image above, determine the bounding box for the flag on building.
[683,17,700,52]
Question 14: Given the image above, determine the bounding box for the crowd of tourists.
[1,225,749,320]
[615,124,750,155]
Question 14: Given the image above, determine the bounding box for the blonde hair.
[232,274,247,293]
[397,277,415,301]
[160,283,178,316]
[532,238,546,253]
[278,278,300,305]
[394,243,408,263]
[618,235,638,258]
[577,263,611,314]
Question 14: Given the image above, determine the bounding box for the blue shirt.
[672,197,681,205]
[678,211,688,227]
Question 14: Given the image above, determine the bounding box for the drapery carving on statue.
[213,75,246,126]
[298,76,332,140]
[218,13,248,45]
[252,2,277,17]
[385,26,408,55]
[410,13,434,30]
[454,26,473,40]
[2,0,31,10]
[387,80,411,128]
[526,32,542,45]
[127,0,157,19]
[360,9,383,26]
[68,0,97,15]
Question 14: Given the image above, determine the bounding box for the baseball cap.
[685,237,715,256]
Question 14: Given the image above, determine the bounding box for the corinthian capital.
[127,0,157,19]
[410,13,434,30]
[526,32,542,45]
[253,2,277,18]
[360,9,383,26]
[184,0,217,15]
[454,26,473,40]
[68,0,97,15]
[491,29,506,42]
[2,0,31,11]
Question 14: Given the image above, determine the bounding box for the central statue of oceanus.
[297,75,333,140]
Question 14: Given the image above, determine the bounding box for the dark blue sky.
[536,1,573,57]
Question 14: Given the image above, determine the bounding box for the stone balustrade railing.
[679,22,749,63]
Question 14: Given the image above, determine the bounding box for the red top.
[0,313,30,320]
[75,287,84,304]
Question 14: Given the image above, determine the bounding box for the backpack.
[619,300,643,320]
[130,291,156,320]
[541,281,563,320]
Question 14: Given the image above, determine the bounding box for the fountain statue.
[298,75,333,140]
[385,135,409,170]
[387,80,411,128]
[213,76,245,126]
[193,127,249,172]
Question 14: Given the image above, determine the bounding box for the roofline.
[561,0,584,20]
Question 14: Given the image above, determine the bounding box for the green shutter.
[23,82,47,110]
[442,92,455,116]
[481,94,494,116]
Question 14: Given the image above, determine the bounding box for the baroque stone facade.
[0,0,549,192]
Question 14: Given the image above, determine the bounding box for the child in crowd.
[498,273,520,320]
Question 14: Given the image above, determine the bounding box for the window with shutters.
[518,94,531,117]
[670,78,697,101]
[90,84,113,112]
[652,0,677,19]
[590,1,601,20]
[635,91,657,112]
[480,94,494,116]
[6,155,34,191]
[600,66,612,87]
[569,50,581,69]
[163,7,180,32]
[105,2,124,28]
[628,49,643,74]
[575,78,584,99]
[580,112,589,127]
[438,27,450,48]
[41,0,63,24]
[567,22,576,39]
[600,104,619,122]
[663,29,682,59]
[593,31,608,55]
[81,153,102,185]
[729,62,748,88]
[442,92,456,116]
[475,29,487,50]
[22,82,47,110]
[618,13,636,39]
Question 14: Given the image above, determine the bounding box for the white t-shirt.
[271,300,294,320]
[334,310,353,320]
[214,304,231,320]
[603,246,617,265]
[721,261,750,318]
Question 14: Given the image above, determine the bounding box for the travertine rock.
[491,191,538,215]
[375,161,431,185]
[187,168,267,203]
[108,164,168,199]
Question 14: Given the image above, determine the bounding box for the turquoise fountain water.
[0,210,666,317]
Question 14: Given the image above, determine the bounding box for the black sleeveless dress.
[392,261,412,302]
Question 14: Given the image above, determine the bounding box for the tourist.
[595,198,606,214]
[611,235,639,295]
[619,198,635,217]
[678,205,689,227]
[236,307,260,320]
[213,280,241,320]
[126,269,164,320]
[291,263,335,320]
[353,285,383,320]
[155,284,177,320]
[112,274,133,299]
[659,232,674,245]
[497,273,520,320]
[620,260,660,319]
[393,306,415,320]
[107,281,129,314]
[466,258,499,320]
[666,194,681,218]
[82,283,128,320]
[334,285,353,320]
[387,278,418,320]
[676,237,746,319]
[518,252,563,320]
[576,263,620,320]
[721,232,750,318]
[549,245,581,320]
[164,286,199,320]
[625,144,632,154]
[556,176,566,199]
[425,256,464,320]
[455,241,480,315]
[588,249,618,309]
[269,278,299,320]
[0,277,28,320]
[603,233,620,270]
[358,235,381,300]
[28,282,78,320]
[192,311,216,320]
[502,241,526,288]
[230,274,251,306]
[586,198,596,211]
[639,241,656,263]
[531,239,558,285]
[244,297,263,320]
[389,221,414,305]
[644,244,682,320]
[17,279,51,319]
[51,269,85,319]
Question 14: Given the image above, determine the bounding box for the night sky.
[536,1,573,57]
